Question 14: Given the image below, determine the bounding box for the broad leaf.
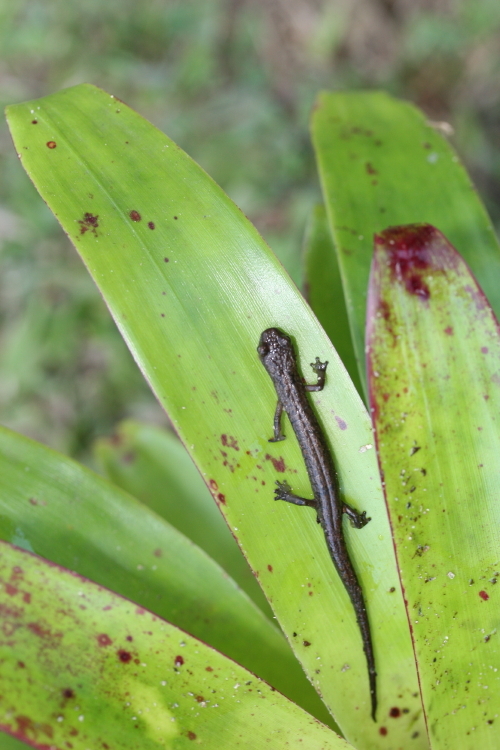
[0,424,328,724]
[367,224,500,749]
[0,541,352,750]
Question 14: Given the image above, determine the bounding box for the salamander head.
[257,328,296,373]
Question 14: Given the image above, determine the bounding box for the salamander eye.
[257,342,269,357]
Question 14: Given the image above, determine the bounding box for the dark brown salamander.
[257,327,377,721]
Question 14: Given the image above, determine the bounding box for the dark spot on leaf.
[365,162,378,175]
[267,564,273,572]
[31,120,38,124]
[479,590,489,601]
[217,493,226,504]
[206,666,213,671]
[335,416,347,430]
[187,731,196,740]
[126,635,133,641]
[195,695,204,702]
[209,479,218,491]
[46,141,57,149]
[221,434,239,451]
[389,707,401,717]
[376,224,445,299]
[379,727,388,736]
[129,210,141,221]
[175,655,184,666]
[78,213,99,236]
[265,454,286,472]
[97,633,113,647]
[117,649,132,662]
[303,640,311,647]
[148,221,155,229]
[153,548,162,557]
[164,257,169,263]
[62,688,75,700]
[173,216,178,220]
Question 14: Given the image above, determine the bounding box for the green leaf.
[94,419,270,615]
[6,84,423,745]
[311,90,500,395]
[303,204,363,398]
[0,541,352,750]
[0,424,328,725]
[367,224,500,748]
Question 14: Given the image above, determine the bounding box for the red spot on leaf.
[117,649,132,663]
[267,564,273,572]
[206,666,213,671]
[217,493,226,505]
[174,655,184,666]
[444,326,454,335]
[46,141,57,149]
[187,731,197,740]
[31,120,38,124]
[379,726,388,736]
[129,210,141,222]
[481,346,489,354]
[265,454,286,472]
[153,548,162,557]
[375,224,443,299]
[78,213,99,236]
[148,221,155,229]
[365,162,378,175]
[164,257,169,263]
[97,633,112,646]
[221,434,239,450]
[479,590,489,601]
[389,707,401,717]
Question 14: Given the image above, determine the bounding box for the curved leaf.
[367,224,500,748]
[311,90,500,395]
[94,419,270,615]
[0,541,352,750]
[0,424,329,724]
[6,84,422,745]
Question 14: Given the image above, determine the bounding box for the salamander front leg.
[305,357,328,392]
[274,481,319,520]
[268,399,286,442]
[343,502,371,529]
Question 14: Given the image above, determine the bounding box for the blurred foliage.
[1,0,500,460]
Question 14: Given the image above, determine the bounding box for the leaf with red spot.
[311,91,500,397]
[0,541,351,750]
[367,223,500,747]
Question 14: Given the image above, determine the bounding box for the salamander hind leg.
[343,502,371,529]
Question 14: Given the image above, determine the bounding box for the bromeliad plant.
[1,86,499,750]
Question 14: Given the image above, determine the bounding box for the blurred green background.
[1,0,500,463]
